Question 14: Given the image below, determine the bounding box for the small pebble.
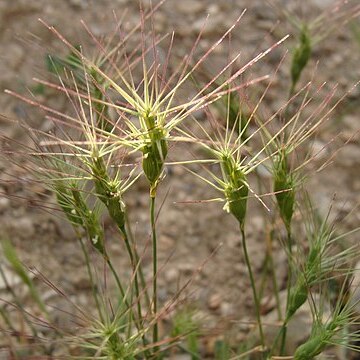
[165,267,179,282]
[208,293,222,310]
[16,217,35,238]
[0,196,10,213]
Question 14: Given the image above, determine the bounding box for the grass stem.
[269,227,282,321]
[125,213,151,309]
[107,258,126,300]
[120,226,143,322]
[279,228,293,355]
[0,263,38,337]
[120,225,150,352]
[79,237,104,322]
[240,227,266,353]
[150,195,159,352]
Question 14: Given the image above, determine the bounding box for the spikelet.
[141,118,168,196]
[91,156,126,230]
[71,187,107,258]
[291,25,312,93]
[273,150,295,230]
[221,154,249,230]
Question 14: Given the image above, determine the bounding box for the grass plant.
[0,2,360,359]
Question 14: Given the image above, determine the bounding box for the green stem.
[271,324,287,358]
[0,264,38,337]
[240,227,266,352]
[106,255,150,353]
[0,306,13,331]
[120,227,141,305]
[279,227,293,355]
[106,257,139,336]
[267,226,282,321]
[150,195,159,351]
[107,258,125,300]
[79,237,104,322]
[120,225,148,350]
[125,213,151,309]
[258,254,269,303]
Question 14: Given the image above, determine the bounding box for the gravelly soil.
[0,0,359,358]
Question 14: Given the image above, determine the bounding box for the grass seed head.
[221,154,249,229]
[286,278,308,320]
[291,25,312,92]
[71,187,107,258]
[141,120,168,196]
[91,156,126,229]
[273,150,295,230]
[293,290,359,360]
[55,180,84,227]
[294,334,324,360]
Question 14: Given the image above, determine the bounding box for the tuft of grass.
[2,239,47,316]
[171,307,200,359]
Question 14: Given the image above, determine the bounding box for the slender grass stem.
[150,195,159,351]
[120,225,149,352]
[258,229,282,322]
[279,227,293,355]
[125,213,151,309]
[0,306,13,331]
[78,237,104,322]
[106,257,141,337]
[106,258,125,299]
[240,227,265,352]
[0,264,38,337]
[120,226,143,319]
[259,254,269,302]
[106,251,151,358]
[269,227,282,321]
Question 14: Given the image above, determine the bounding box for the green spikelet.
[85,211,106,257]
[285,239,323,321]
[305,242,322,285]
[294,287,359,359]
[273,151,295,230]
[142,136,168,185]
[286,278,308,320]
[222,154,249,230]
[55,181,84,227]
[106,195,126,231]
[54,178,106,256]
[294,321,330,360]
[141,115,168,196]
[294,335,324,360]
[91,157,126,230]
[71,187,107,258]
[291,25,312,93]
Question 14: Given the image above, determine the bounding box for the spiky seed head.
[291,25,312,91]
[142,123,168,196]
[286,279,308,321]
[142,137,168,183]
[305,243,322,284]
[221,154,249,229]
[55,181,84,227]
[273,151,295,230]
[84,211,106,257]
[71,187,107,258]
[91,157,126,230]
[106,195,126,231]
[224,181,249,230]
[294,335,324,360]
